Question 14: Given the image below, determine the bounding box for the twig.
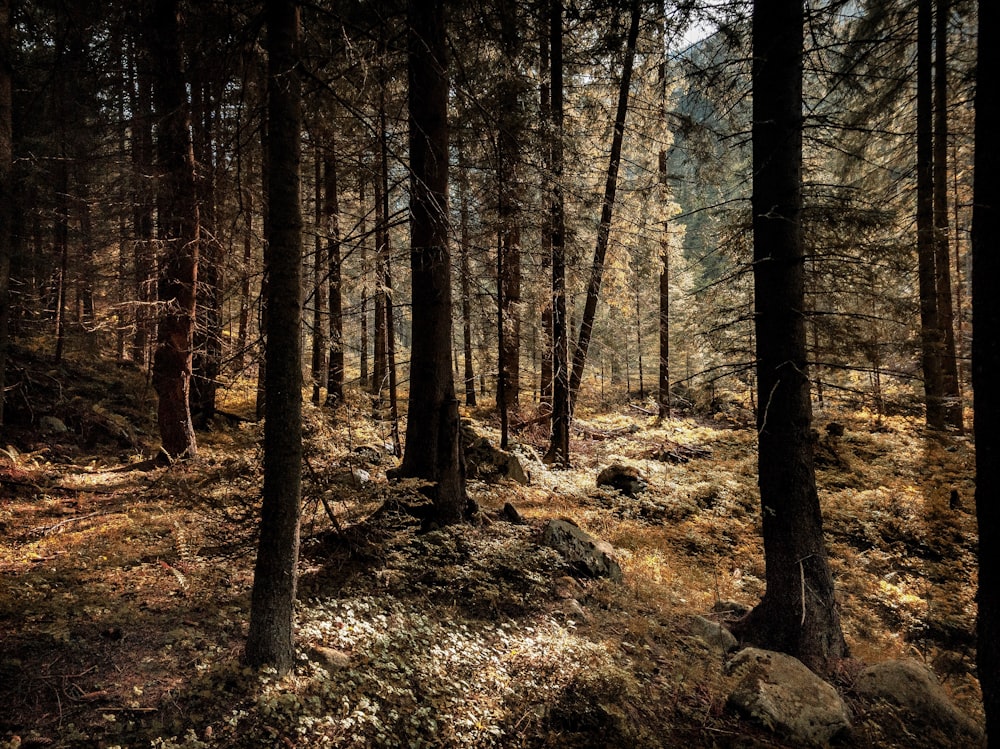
[629,403,655,415]
[39,511,105,536]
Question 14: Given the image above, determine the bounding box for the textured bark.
[0,0,11,426]
[147,0,198,459]
[458,145,477,407]
[399,0,467,524]
[324,149,344,407]
[568,0,640,410]
[538,18,553,411]
[130,41,155,368]
[246,0,303,676]
[544,0,569,466]
[933,0,962,430]
[311,146,327,405]
[973,1,1000,740]
[731,0,847,674]
[917,0,946,430]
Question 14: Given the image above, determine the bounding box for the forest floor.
[0,344,984,748]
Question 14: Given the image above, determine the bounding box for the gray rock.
[726,647,851,746]
[853,659,983,741]
[40,415,69,434]
[688,615,738,653]
[542,519,623,582]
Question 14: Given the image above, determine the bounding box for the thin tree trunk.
[917,0,946,429]
[311,144,327,404]
[657,1,670,419]
[458,143,477,407]
[54,145,69,364]
[731,0,847,673]
[131,40,154,368]
[933,0,962,430]
[568,0,640,409]
[358,163,369,389]
[235,190,253,371]
[973,2,1000,739]
[148,0,199,459]
[0,0,11,426]
[544,0,569,466]
[539,16,553,412]
[399,0,466,522]
[246,0,303,677]
[324,148,344,406]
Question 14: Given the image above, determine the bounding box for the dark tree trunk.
[358,165,369,389]
[973,1,1000,740]
[0,0,11,427]
[731,0,847,674]
[399,0,466,524]
[147,0,199,460]
[568,0,640,409]
[934,0,962,430]
[324,149,344,407]
[131,42,155,369]
[538,16,553,411]
[311,145,327,405]
[235,190,253,371]
[53,144,69,364]
[917,0,946,430]
[657,4,670,419]
[246,0,303,676]
[544,0,569,466]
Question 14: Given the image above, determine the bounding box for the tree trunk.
[399,0,467,524]
[357,163,369,389]
[538,18,553,412]
[458,144,477,406]
[131,42,155,369]
[311,145,327,405]
[973,0,1000,740]
[0,0,11,427]
[731,0,847,674]
[246,0,303,677]
[324,148,344,406]
[568,0,640,409]
[933,0,962,430]
[917,0,946,430]
[147,0,199,460]
[53,144,69,364]
[544,0,569,466]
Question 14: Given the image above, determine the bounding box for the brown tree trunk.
[131,41,155,368]
[324,148,344,406]
[147,0,199,459]
[538,17,553,411]
[933,0,962,430]
[0,0,11,426]
[358,166,369,389]
[973,1,1000,739]
[246,0,303,677]
[53,143,69,364]
[917,0,946,430]
[731,0,847,673]
[544,0,569,466]
[311,145,327,405]
[568,0,640,409]
[458,143,477,407]
[399,0,466,523]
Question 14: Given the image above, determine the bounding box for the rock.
[687,615,737,653]
[726,647,851,746]
[596,463,647,496]
[461,420,530,484]
[500,502,525,524]
[352,444,384,465]
[308,645,351,671]
[825,422,845,437]
[40,416,69,434]
[853,659,983,742]
[542,519,623,582]
[330,468,370,487]
[553,575,584,599]
[712,599,751,618]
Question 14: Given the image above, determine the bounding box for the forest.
[0,0,998,746]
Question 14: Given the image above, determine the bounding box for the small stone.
[542,519,623,582]
[687,615,737,653]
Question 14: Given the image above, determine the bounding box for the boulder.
[687,615,737,653]
[542,519,623,582]
[596,463,647,496]
[853,659,983,742]
[726,647,851,746]
[461,420,530,484]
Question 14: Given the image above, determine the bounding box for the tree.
[544,0,570,466]
[973,0,1000,740]
[323,147,345,407]
[147,0,199,460]
[246,0,303,675]
[397,0,467,524]
[731,0,847,672]
[0,0,10,428]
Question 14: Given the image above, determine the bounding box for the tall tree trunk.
[544,0,569,466]
[246,0,303,676]
[657,2,670,419]
[731,0,847,673]
[399,0,467,524]
[311,145,327,404]
[53,143,69,364]
[358,164,369,389]
[235,189,253,371]
[538,16,553,411]
[568,0,640,409]
[458,144,476,406]
[131,41,155,368]
[934,0,962,430]
[917,0,946,429]
[147,0,199,459]
[324,148,344,406]
[0,0,11,427]
[973,1,1000,740]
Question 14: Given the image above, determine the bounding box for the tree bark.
[933,0,962,430]
[731,0,847,674]
[538,16,553,411]
[0,0,11,427]
[399,0,467,524]
[147,0,199,459]
[130,40,155,369]
[568,0,640,409]
[544,0,569,466]
[973,0,1000,740]
[324,148,344,406]
[246,0,303,676]
[458,143,477,407]
[917,0,946,430]
[311,144,327,405]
